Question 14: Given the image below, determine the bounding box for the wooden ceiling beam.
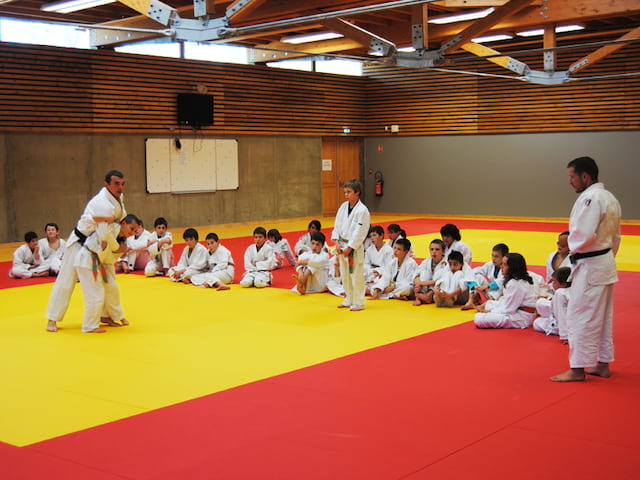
[568,25,640,74]
[248,37,362,62]
[440,0,536,54]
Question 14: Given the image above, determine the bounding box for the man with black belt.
[45,170,126,332]
[551,157,621,382]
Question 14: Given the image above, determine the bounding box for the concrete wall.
[363,131,639,220]
[1,134,321,242]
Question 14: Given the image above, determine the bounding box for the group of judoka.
[17,155,621,382]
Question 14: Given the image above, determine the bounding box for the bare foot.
[100,317,121,327]
[217,284,230,291]
[46,320,58,332]
[88,327,107,333]
[204,283,212,288]
[412,299,422,306]
[119,318,130,326]
[350,305,365,311]
[585,363,610,378]
[337,303,350,309]
[460,304,475,311]
[182,278,191,284]
[550,369,585,382]
[370,289,380,300]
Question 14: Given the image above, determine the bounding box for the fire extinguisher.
[374,171,384,196]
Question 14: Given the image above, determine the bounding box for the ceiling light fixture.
[281,32,343,44]
[41,0,116,14]
[517,24,585,37]
[429,8,494,25]
[472,34,513,43]
[397,46,416,53]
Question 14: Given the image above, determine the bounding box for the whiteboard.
[145,138,238,193]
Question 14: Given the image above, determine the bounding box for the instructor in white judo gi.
[45,170,126,332]
[551,157,621,382]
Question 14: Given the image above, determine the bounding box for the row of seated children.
[9,223,66,278]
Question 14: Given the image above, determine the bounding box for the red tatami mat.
[5,270,637,480]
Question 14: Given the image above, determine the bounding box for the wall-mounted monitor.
[177,93,213,129]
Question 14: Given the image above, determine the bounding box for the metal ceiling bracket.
[394,49,443,68]
[194,0,207,19]
[148,1,176,26]
[172,17,231,42]
[568,58,589,73]
[369,38,395,56]
[521,69,570,85]
[506,58,530,76]
[412,23,424,49]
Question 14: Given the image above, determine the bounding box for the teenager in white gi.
[375,238,418,300]
[117,221,152,273]
[292,232,330,294]
[38,223,66,275]
[74,214,139,332]
[413,239,448,306]
[46,170,126,333]
[10,231,50,278]
[387,224,415,258]
[240,226,276,288]
[295,220,323,256]
[545,231,571,282]
[434,251,469,307]
[461,243,509,310]
[267,229,296,268]
[190,232,235,290]
[168,228,208,283]
[474,253,537,329]
[534,267,571,341]
[331,179,371,311]
[364,226,394,297]
[144,217,174,277]
[551,157,621,382]
[440,223,473,265]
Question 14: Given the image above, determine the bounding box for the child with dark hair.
[375,237,418,300]
[267,228,296,268]
[474,253,537,329]
[168,228,208,283]
[387,223,415,257]
[39,222,66,276]
[240,226,276,288]
[9,231,50,279]
[292,232,330,294]
[145,217,174,277]
[461,243,509,310]
[191,232,235,290]
[364,225,394,297]
[440,223,472,264]
[295,220,324,256]
[433,250,468,307]
[534,267,572,342]
[413,239,448,306]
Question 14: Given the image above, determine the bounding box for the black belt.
[74,228,88,246]
[570,248,610,264]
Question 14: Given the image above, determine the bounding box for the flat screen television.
[177,93,213,129]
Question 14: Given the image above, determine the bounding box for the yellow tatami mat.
[1,277,471,446]
[1,215,638,447]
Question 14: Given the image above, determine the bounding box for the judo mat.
[2,214,640,479]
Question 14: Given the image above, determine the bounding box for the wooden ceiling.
[1,0,639,70]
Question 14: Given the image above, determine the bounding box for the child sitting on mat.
[534,267,571,342]
[240,226,276,288]
[474,253,537,329]
[413,239,448,306]
[168,228,208,284]
[292,232,330,294]
[267,228,296,268]
[190,232,235,290]
[433,250,468,307]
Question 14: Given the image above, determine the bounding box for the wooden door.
[321,137,361,216]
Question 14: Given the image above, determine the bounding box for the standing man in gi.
[551,157,621,382]
[46,170,126,332]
